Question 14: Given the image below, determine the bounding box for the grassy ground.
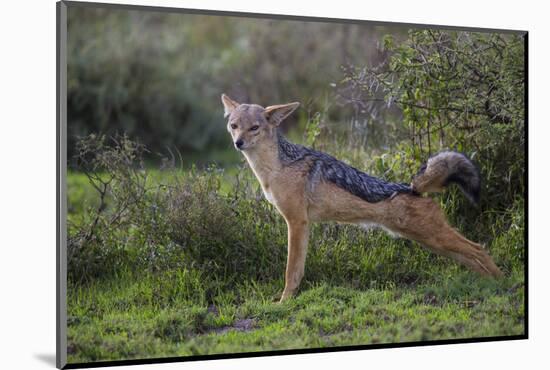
[67,269,524,362]
[66,161,525,364]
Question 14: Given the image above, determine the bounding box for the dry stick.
[427,100,432,156]
[83,179,108,244]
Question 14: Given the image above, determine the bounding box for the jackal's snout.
[234,138,244,150]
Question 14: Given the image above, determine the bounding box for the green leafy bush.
[339,30,525,212]
[68,133,523,287]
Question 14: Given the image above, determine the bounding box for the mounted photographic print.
[56,1,527,368]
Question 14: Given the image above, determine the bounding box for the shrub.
[68,129,523,289]
[338,30,525,212]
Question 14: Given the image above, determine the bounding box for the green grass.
[67,268,524,363]
[66,155,525,364]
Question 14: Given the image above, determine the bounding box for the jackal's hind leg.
[421,227,503,277]
[386,195,503,277]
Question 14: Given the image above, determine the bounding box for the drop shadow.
[34,353,57,367]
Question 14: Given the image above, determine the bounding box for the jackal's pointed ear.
[264,102,300,126]
[221,94,240,118]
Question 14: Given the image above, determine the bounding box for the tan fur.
[411,159,448,193]
[221,94,502,302]
[411,151,474,194]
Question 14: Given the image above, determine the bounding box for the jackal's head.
[221,94,299,151]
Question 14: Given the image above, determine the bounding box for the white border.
[1,0,548,369]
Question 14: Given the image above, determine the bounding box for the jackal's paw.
[278,290,294,303]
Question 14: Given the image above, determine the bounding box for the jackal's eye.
[230,124,238,130]
[250,125,259,131]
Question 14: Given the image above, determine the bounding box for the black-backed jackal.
[221,94,502,302]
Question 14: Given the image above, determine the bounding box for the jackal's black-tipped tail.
[411,151,481,205]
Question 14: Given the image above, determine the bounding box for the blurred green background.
[68,6,406,165]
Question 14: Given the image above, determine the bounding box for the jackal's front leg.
[280,220,309,302]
